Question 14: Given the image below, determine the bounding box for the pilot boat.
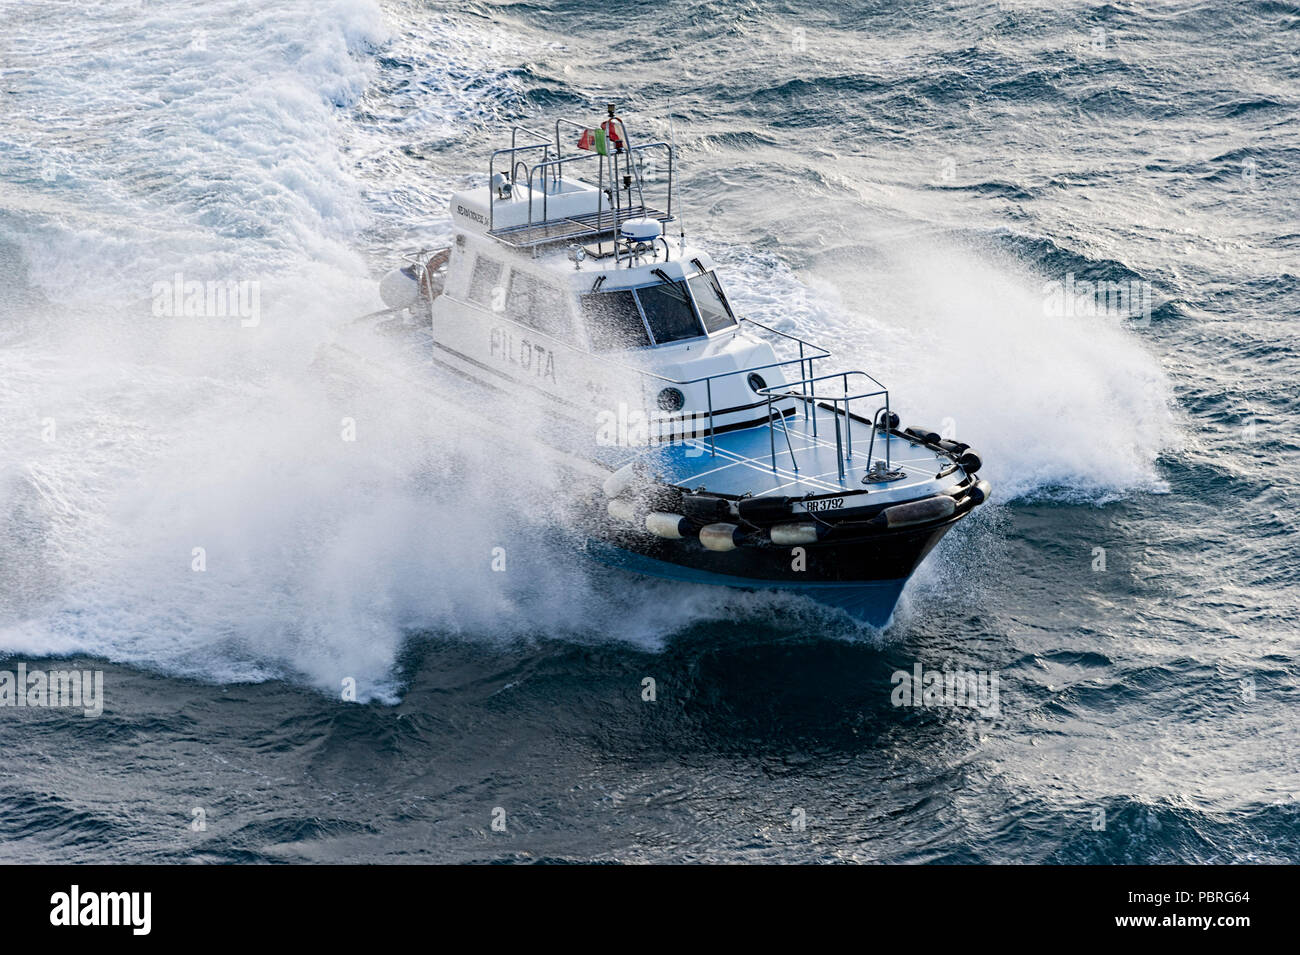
[376,107,991,626]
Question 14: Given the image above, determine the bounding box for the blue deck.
[649,405,948,499]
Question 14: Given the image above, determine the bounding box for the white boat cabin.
[423,112,816,440]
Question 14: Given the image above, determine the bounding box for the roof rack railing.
[519,141,674,244]
[485,112,676,261]
[554,118,587,160]
[487,126,553,232]
[481,141,562,232]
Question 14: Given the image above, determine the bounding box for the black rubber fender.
[968,479,992,505]
[876,495,957,528]
[737,495,794,524]
[682,492,733,523]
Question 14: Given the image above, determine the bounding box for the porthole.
[657,387,685,412]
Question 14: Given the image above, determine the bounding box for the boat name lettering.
[489,327,558,383]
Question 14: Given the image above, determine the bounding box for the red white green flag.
[577,121,622,155]
[577,126,608,155]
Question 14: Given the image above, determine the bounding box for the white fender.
[602,462,640,500]
[699,523,740,552]
[770,522,819,545]
[645,512,689,539]
[379,267,420,310]
[607,498,638,523]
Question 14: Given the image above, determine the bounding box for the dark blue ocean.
[0,0,1297,863]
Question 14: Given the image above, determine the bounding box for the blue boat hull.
[584,538,915,627]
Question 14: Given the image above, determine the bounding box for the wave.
[0,0,1187,702]
[718,231,1179,503]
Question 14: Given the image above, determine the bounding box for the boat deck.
[651,404,952,500]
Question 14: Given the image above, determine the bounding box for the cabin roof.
[452,179,672,252]
[455,225,715,292]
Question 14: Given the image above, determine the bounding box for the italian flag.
[577,123,621,155]
[577,126,610,155]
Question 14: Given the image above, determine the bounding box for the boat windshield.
[580,290,651,350]
[636,279,702,344]
[688,270,737,333]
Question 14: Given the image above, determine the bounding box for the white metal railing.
[636,318,832,455]
[757,370,893,481]
[484,110,675,264]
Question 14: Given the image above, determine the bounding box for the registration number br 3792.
[804,497,845,513]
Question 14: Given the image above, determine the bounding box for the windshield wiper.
[649,268,690,303]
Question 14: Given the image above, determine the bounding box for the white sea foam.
[0,2,599,700]
[721,236,1179,503]
[0,0,1180,696]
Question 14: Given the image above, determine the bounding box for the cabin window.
[506,269,573,343]
[468,255,503,308]
[635,280,703,344]
[688,271,737,333]
[580,290,651,350]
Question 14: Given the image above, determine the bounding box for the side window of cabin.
[688,271,738,333]
[506,270,574,343]
[468,255,503,309]
[580,291,650,351]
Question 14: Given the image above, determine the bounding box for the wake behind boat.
[375,106,991,626]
